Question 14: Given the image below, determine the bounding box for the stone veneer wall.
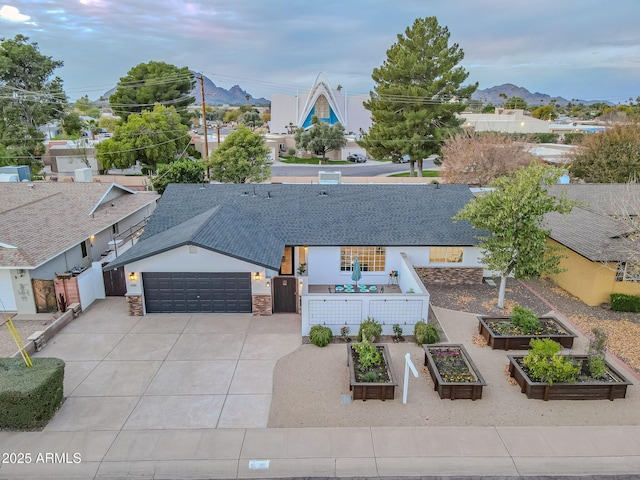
[252,295,272,316]
[126,295,144,316]
[415,267,484,286]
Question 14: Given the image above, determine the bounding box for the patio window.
[430,247,464,263]
[616,262,640,282]
[340,247,386,272]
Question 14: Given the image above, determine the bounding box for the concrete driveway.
[35,297,301,432]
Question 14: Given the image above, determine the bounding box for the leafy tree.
[62,112,84,136]
[569,124,640,182]
[260,109,271,123]
[441,131,537,186]
[294,116,346,160]
[223,109,242,123]
[87,107,101,119]
[238,110,262,131]
[481,103,496,114]
[96,105,190,173]
[454,163,578,308]
[108,61,194,125]
[358,17,477,176]
[504,97,527,110]
[0,35,67,174]
[151,158,205,194]
[98,116,122,132]
[207,126,271,183]
[74,95,93,114]
[531,105,557,120]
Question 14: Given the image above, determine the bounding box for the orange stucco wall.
[548,239,640,306]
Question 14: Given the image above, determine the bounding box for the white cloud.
[0,5,30,22]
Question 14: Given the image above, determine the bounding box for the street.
[271,158,437,177]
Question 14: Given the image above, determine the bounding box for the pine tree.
[359,17,476,176]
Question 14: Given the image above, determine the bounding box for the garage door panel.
[143,272,251,313]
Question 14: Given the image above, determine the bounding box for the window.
[430,247,463,263]
[340,247,386,272]
[616,262,640,282]
[81,241,88,258]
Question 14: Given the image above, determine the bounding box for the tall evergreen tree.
[109,61,195,125]
[359,17,476,176]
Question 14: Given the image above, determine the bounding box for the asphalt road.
[271,158,437,177]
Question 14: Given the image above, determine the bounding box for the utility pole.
[198,74,210,180]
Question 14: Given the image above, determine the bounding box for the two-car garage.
[142,272,252,313]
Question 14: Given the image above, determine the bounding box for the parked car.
[347,153,367,163]
[398,154,411,163]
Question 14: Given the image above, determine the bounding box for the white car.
[398,154,411,163]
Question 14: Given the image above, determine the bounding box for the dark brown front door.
[273,277,297,313]
[103,265,127,296]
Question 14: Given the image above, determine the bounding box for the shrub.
[529,133,559,144]
[287,148,296,156]
[610,293,640,312]
[0,357,65,430]
[563,133,585,145]
[358,317,382,343]
[522,338,579,385]
[392,324,403,339]
[511,305,542,334]
[414,320,440,344]
[309,325,333,347]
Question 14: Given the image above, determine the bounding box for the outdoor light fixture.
[129,272,138,281]
[299,281,303,289]
[254,272,261,280]
[266,281,270,287]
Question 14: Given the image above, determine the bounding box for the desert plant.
[352,339,382,370]
[360,371,378,382]
[511,305,542,334]
[414,320,440,345]
[587,327,608,379]
[358,317,382,343]
[392,324,403,339]
[522,338,579,385]
[309,325,333,347]
[340,326,350,339]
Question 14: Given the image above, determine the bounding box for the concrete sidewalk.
[1,298,639,479]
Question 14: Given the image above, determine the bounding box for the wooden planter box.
[423,344,487,400]
[508,355,632,401]
[477,315,577,350]
[348,344,397,401]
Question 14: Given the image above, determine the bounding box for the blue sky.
[2,0,640,103]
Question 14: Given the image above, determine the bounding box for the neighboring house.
[545,184,640,306]
[459,109,552,134]
[0,182,159,315]
[106,183,486,335]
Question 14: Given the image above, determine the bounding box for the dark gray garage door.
[143,272,252,313]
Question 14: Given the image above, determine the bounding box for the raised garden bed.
[423,344,487,400]
[508,354,632,401]
[348,344,397,401]
[477,315,577,350]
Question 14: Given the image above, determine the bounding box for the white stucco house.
[106,183,486,335]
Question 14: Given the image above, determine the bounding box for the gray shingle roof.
[546,184,639,262]
[109,183,479,270]
[0,182,159,268]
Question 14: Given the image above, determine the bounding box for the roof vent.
[266,191,272,199]
[319,191,327,196]
[252,187,257,197]
[241,191,248,196]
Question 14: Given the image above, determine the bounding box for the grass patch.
[279,156,350,165]
[389,170,440,178]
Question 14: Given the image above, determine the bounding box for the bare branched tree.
[440,131,537,186]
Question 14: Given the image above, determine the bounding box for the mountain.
[471,83,611,107]
[99,72,269,106]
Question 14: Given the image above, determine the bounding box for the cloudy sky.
[2,0,640,103]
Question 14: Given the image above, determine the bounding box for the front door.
[273,276,297,313]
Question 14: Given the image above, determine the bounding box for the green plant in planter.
[511,305,542,334]
[352,339,382,370]
[414,320,440,344]
[587,327,608,379]
[523,338,579,385]
[309,325,332,347]
[358,317,382,343]
[297,263,307,275]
